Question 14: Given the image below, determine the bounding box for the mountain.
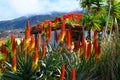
[0,12,65,31]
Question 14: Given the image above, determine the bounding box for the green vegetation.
[0,0,120,80]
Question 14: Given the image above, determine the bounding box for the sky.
[0,0,81,21]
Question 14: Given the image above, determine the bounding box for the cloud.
[0,0,81,20]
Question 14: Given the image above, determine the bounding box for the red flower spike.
[41,41,46,59]
[47,23,52,41]
[12,55,16,72]
[93,39,101,63]
[94,40,98,55]
[0,44,8,60]
[66,29,72,50]
[93,30,97,41]
[87,42,91,59]
[30,35,35,47]
[70,67,76,80]
[59,21,66,42]
[42,24,45,34]
[94,42,98,64]
[35,33,40,49]
[27,35,35,53]
[12,40,16,56]
[74,41,79,52]
[11,34,16,72]
[20,39,23,53]
[97,42,101,56]
[60,64,65,80]
[55,17,59,23]
[25,20,30,40]
[23,20,31,50]
[11,34,16,56]
[32,48,38,70]
[95,42,101,62]
[81,35,87,58]
[82,35,86,48]
[11,34,15,43]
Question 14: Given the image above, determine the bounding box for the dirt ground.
[0,38,7,46]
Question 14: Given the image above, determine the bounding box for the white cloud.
[0,0,81,20]
[8,0,40,14]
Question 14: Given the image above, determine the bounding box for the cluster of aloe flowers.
[0,11,105,80]
[0,19,102,80]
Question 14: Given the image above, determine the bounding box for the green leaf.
[2,72,22,80]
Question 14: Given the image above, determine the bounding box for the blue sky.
[0,0,81,21]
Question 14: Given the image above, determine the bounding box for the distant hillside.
[0,12,65,31]
[0,11,82,31]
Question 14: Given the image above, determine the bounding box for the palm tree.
[79,0,106,39]
[104,0,120,38]
[110,0,120,37]
[80,0,94,13]
[91,0,105,15]
[79,0,120,39]
[79,0,94,38]
[80,14,101,40]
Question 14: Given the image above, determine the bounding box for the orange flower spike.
[59,21,66,42]
[11,34,15,43]
[32,48,39,70]
[12,40,16,56]
[94,40,98,55]
[0,44,8,60]
[23,20,31,50]
[27,45,30,54]
[42,24,45,34]
[10,34,15,50]
[94,30,97,38]
[0,44,8,56]
[20,39,23,53]
[25,20,30,40]
[95,42,101,64]
[66,29,71,50]
[12,55,16,72]
[81,35,87,58]
[74,36,81,52]
[74,42,79,52]
[30,35,35,50]
[60,64,65,80]
[97,42,101,56]
[96,42,101,59]
[28,35,35,53]
[93,30,97,43]
[35,33,40,49]
[70,67,76,80]
[82,35,86,48]
[94,45,98,63]
[41,41,46,59]
[87,42,91,59]
[55,17,59,23]
[11,34,16,56]
[47,23,52,41]
[94,41,101,63]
